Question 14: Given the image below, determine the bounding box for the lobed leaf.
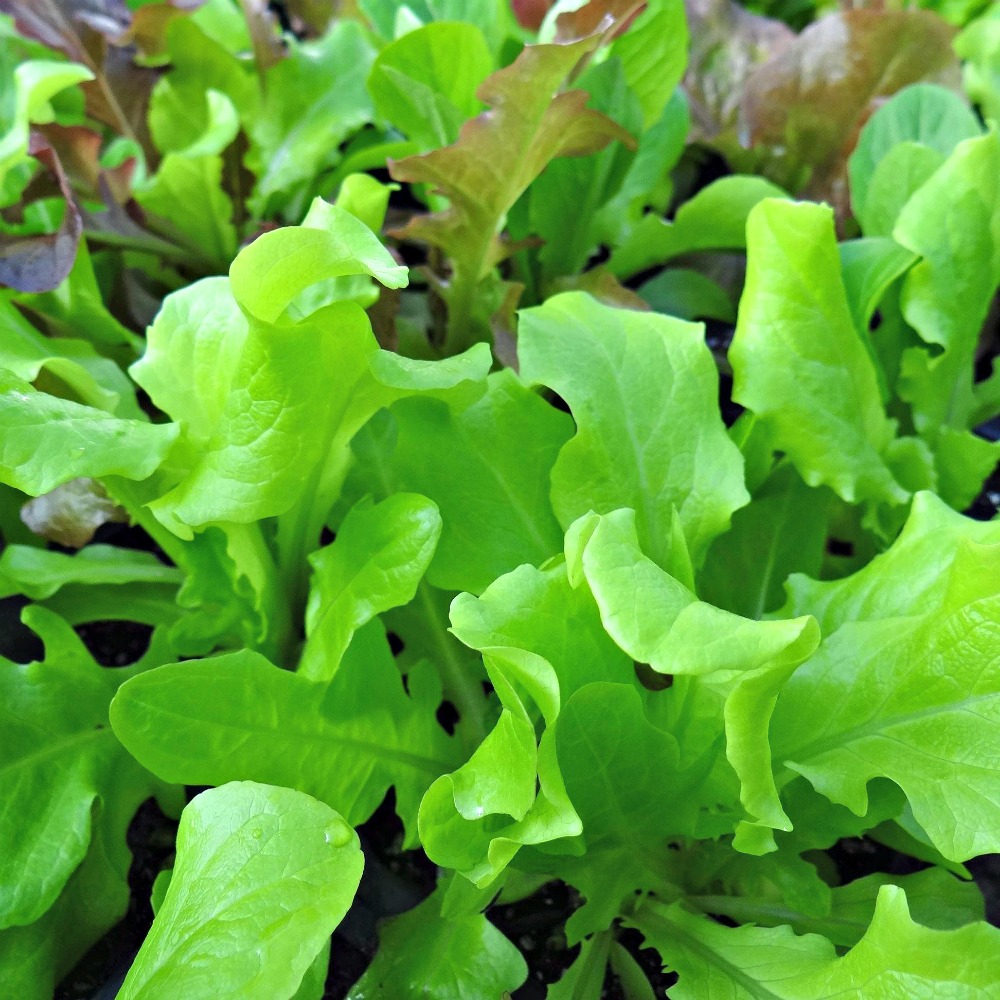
[519,291,748,569]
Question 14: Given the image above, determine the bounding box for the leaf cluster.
[1,0,1000,998]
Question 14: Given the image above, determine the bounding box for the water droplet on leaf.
[325,817,353,848]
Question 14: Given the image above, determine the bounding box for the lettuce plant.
[2,1,1000,998]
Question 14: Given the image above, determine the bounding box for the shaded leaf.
[0,136,82,293]
[609,174,787,279]
[0,543,180,601]
[247,21,375,215]
[848,83,981,233]
[346,885,527,1000]
[698,462,832,619]
[377,370,573,594]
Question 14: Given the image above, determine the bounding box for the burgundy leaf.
[739,9,961,207]
[554,0,646,41]
[0,135,82,293]
[0,0,131,59]
[0,0,162,161]
[683,0,794,140]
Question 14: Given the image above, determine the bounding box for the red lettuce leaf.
[0,135,82,293]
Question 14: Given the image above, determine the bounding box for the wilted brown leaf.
[21,478,128,548]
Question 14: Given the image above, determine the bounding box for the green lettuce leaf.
[780,490,1000,632]
[519,291,748,570]
[698,462,833,619]
[628,886,1000,999]
[0,370,178,496]
[117,782,363,1000]
[730,199,922,517]
[418,646,579,887]
[367,21,491,150]
[772,540,1000,861]
[849,83,981,235]
[0,60,92,192]
[893,131,1000,507]
[608,175,787,279]
[450,560,633,701]
[0,544,180,601]
[372,369,573,594]
[0,607,171,930]
[0,295,138,416]
[247,20,376,216]
[298,493,442,681]
[111,622,458,843]
[346,885,527,1000]
[575,508,819,850]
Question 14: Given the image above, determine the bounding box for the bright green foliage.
[0,608,179,996]
[116,782,363,1000]
[3,4,1000,998]
[629,888,1000,998]
[781,490,1000,630]
[519,292,748,569]
[0,371,178,496]
[346,885,527,1000]
[0,295,138,415]
[773,542,1000,862]
[0,545,181,602]
[0,61,91,191]
[299,493,442,680]
[0,609,168,929]
[730,199,922,517]
[368,22,492,150]
[111,625,459,842]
